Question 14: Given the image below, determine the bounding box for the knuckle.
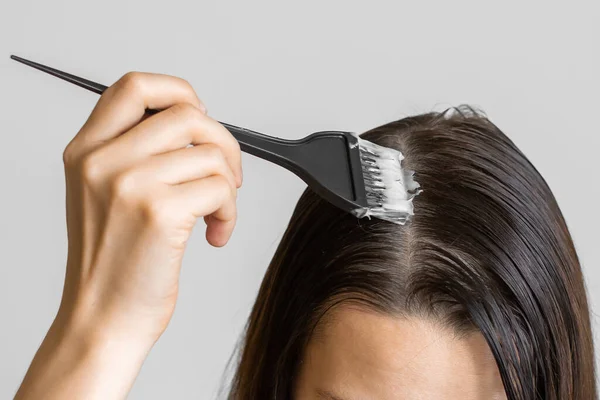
[140,196,171,226]
[203,143,225,163]
[221,195,238,223]
[216,175,236,200]
[228,134,241,154]
[176,77,194,93]
[111,170,139,200]
[203,147,235,192]
[115,71,144,95]
[175,77,203,106]
[62,140,79,167]
[229,199,238,220]
[80,151,105,184]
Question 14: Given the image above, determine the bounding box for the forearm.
[14,311,154,400]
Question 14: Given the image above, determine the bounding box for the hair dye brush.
[9,55,421,225]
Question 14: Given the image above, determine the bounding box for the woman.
[14,72,596,399]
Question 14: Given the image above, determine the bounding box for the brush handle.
[220,122,300,163]
[9,55,301,174]
[144,109,299,167]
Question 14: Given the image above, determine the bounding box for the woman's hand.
[15,72,242,400]
[60,71,242,339]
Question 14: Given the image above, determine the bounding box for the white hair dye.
[351,135,422,225]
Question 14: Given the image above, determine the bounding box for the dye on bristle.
[351,136,422,225]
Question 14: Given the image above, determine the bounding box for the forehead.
[294,304,507,400]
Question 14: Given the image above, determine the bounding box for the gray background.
[0,0,598,398]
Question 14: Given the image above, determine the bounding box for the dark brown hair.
[227,105,596,399]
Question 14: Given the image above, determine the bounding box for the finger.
[206,215,237,247]
[135,144,236,189]
[79,72,206,142]
[108,103,242,187]
[170,175,236,222]
[169,176,237,246]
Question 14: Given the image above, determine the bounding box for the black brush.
[9,55,421,224]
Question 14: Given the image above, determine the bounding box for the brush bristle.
[351,137,422,225]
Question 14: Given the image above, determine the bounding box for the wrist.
[15,309,154,400]
[54,300,160,355]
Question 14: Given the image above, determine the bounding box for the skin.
[294,305,508,400]
[15,72,242,399]
[13,72,506,399]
